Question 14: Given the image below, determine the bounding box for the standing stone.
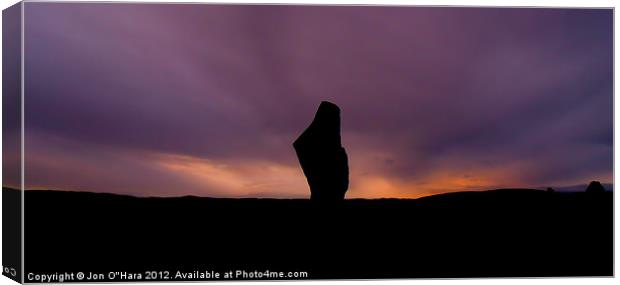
[293,101,349,201]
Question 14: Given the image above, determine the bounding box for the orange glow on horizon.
[152,153,525,199]
[19,133,612,199]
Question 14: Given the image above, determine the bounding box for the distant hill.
[551,183,613,192]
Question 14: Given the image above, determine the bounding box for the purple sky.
[11,3,613,198]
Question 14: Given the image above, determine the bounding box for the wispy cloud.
[14,4,612,198]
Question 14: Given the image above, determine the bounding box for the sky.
[5,3,613,198]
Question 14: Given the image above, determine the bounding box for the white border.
[0,1,617,285]
[8,0,619,8]
[20,1,24,284]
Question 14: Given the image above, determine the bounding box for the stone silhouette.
[293,101,349,201]
[585,181,605,193]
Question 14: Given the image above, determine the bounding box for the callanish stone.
[293,101,349,201]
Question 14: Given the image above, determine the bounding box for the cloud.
[16,4,613,197]
[154,153,309,198]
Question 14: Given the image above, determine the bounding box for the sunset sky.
[6,3,612,198]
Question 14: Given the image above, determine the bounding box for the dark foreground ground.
[12,188,614,281]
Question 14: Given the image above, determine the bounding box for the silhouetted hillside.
[11,187,612,280]
[552,183,613,192]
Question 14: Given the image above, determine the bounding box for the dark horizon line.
[3,184,613,201]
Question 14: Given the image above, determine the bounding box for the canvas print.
[2,1,613,283]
